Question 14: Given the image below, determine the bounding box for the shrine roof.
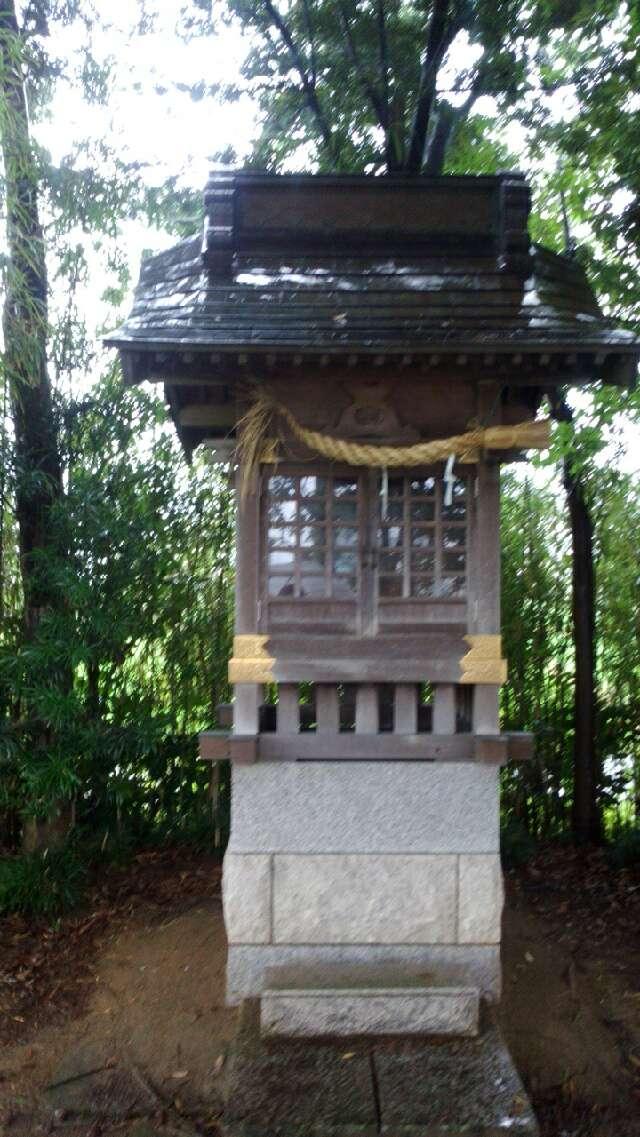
[105,171,639,384]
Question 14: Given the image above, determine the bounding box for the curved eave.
[104,232,640,390]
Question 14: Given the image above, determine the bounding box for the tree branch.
[422,102,455,176]
[336,0,389,129]
[423,62,487,176]
[260,0,337,162]
[336,0,406,171]
[376,0,390,108]
[301,0,317,86]
[406,0,458,173]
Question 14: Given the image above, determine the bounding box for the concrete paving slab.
[224,1000,378,1137]
[223,1001,538,1137]
[375,1016,539,1136]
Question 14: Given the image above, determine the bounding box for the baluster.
[233,683,261,735]
[355,684,378,734]
[316,684,340,734]
[472,685,499,735]
[394,684,417,734]
[277,683,300,734]
[432,684,456,734]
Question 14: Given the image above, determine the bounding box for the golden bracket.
[459,634,508,685]
[228,634,275,684]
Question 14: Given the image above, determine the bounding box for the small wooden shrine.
[108,171,637,1127]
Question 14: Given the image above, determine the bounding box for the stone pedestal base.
[224,762,504,1008]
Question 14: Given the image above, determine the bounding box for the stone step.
[261,981,480,1038]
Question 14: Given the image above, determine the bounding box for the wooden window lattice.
[265,469,467,602]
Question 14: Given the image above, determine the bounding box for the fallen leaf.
[171,1070,189,1080]
[341,1052,356,1061]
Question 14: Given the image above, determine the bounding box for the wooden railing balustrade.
[200,681,533,766]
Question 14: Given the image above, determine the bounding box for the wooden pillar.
[233,464,261,735]
[472,455,501,735]
[433,684,456,734]
[361,469,379,637]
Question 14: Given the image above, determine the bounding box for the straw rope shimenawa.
[235,388,551,496]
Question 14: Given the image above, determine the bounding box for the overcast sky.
[43,3,256,184]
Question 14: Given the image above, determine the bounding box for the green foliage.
[606,826,640,871]
[500,472,575,839]
[500,818,536,868]
[216,1,640,184]
[0,1,236,919]
[219,0,538,174]
[0,842,88,919]
[500,457,640,843]
[0,373,234,864]
[511,2,640,324]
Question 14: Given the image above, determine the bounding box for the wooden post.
[232,462,261,735]
[209,759,221,849]
[472,455,501,735]
[361,469,379,637]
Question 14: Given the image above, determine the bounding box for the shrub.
[0,843,88,920]
[501,819,537,868]
[607,826,640,870]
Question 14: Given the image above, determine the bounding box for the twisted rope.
[236,388,550,495]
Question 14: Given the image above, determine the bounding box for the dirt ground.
[1,845,639,1136]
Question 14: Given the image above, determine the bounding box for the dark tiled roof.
[106,233,636,357]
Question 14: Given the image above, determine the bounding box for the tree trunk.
[0,0,63,604]
[0,0,68,849]
[552,395,602,844]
